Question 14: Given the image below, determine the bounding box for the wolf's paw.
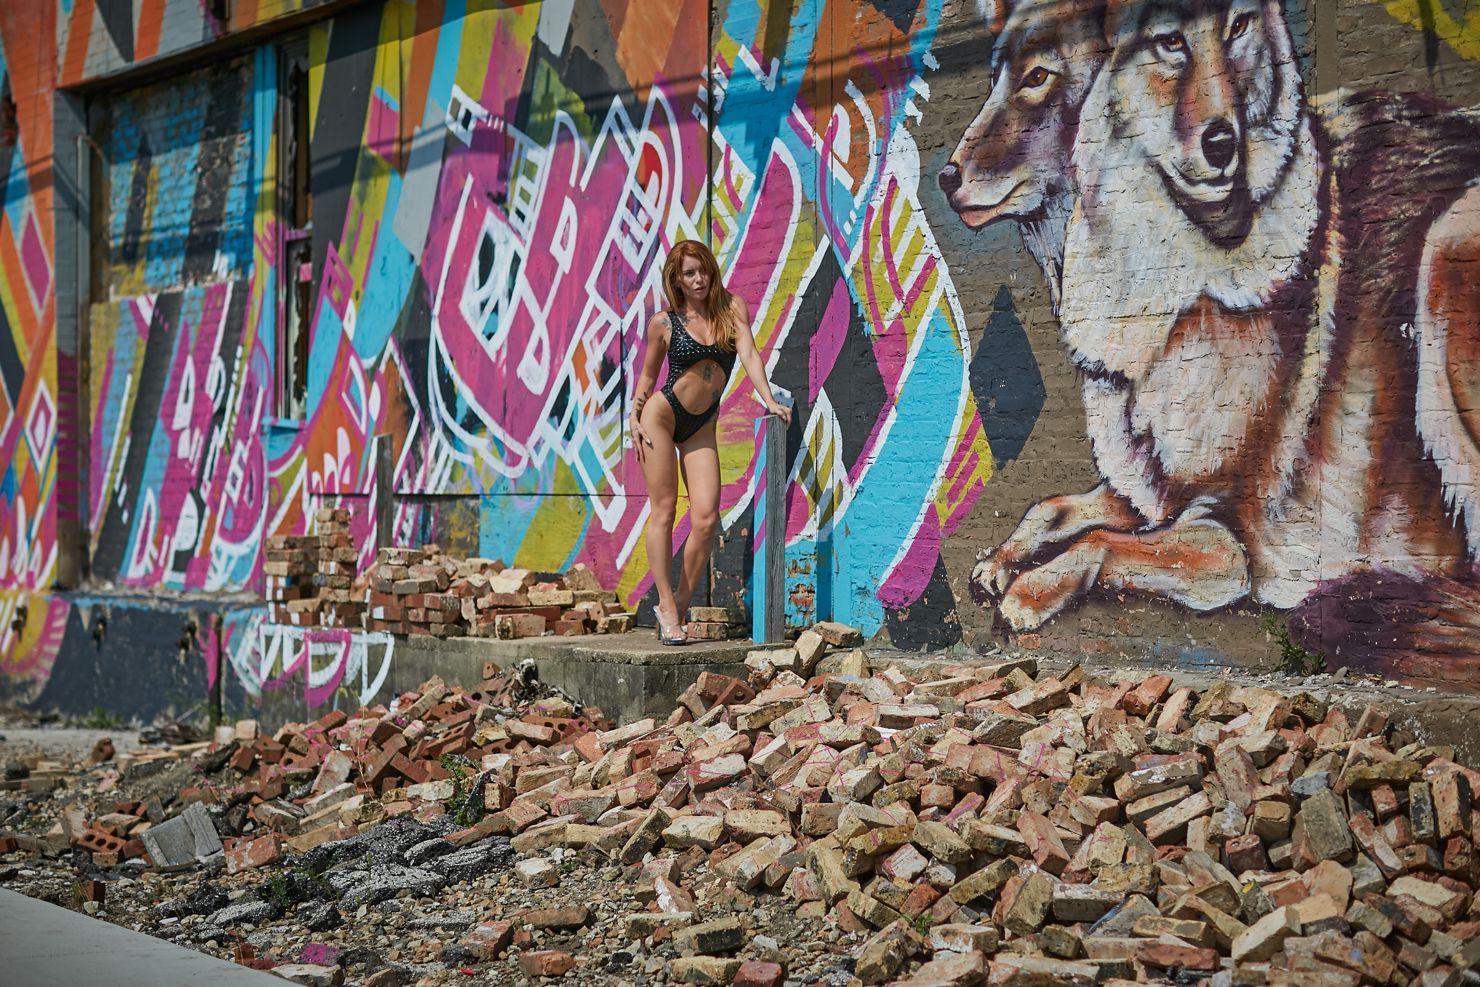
[995,545,1104,630]
[970,551,1016,603]
[996,590,1049,632]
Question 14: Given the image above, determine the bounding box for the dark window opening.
[278,41,312,420]
[0,77,17,148]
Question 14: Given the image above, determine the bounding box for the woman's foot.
[656,606,689,646]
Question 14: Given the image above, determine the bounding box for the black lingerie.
[660,310,737,442]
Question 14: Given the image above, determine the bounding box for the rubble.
[2,627,1480,986]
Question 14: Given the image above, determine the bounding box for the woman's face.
[679,255,709,302]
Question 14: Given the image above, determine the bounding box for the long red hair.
[661,240,739,352]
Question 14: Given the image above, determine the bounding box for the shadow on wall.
[0,592,259,723]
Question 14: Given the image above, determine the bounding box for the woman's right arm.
[630,313,670,461]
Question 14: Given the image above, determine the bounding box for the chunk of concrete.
[140,803,222,866]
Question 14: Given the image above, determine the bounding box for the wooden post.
[375,434,394,552]
[751,414,786,644]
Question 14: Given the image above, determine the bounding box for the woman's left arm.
[732,297,792,425]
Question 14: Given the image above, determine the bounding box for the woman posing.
[629,241,792,645]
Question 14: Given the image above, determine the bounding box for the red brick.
[517,950,575,976]
[1138,943,1219,970]
[1122,674,1173,717]
[461,920,513,960]
[1225,833,1269,873]
[734,960,785,987]
[226,834,283,874]
[901,883,942,918]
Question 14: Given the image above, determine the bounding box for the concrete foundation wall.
[2,0,1480,721]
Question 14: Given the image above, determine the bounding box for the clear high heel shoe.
[657,608,689,646]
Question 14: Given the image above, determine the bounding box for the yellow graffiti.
[1385,0,1480,61]
[515,464,590,572]
[0,591,57,681]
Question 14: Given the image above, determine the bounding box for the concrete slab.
[393,631,769,724]
[140,802,222,866]
[258,629,779,729]
[0,888,283,986]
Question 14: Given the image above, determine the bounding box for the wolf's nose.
[1202,121,1237,171]
[938,163,963,197]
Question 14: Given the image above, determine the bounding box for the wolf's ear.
[975,0,1008,34]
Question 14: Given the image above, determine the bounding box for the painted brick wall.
[88,55,261,591]
[5,0,1480,724]
[102,57,255,293]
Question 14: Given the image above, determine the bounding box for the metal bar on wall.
[375,433,395,551]
[751,413,786,643]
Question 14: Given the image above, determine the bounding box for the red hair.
[662,240,739,352]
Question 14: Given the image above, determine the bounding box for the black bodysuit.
[661,310,737,442]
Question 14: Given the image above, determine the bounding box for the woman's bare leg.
[674,424,721,621]
[639,399,682,630]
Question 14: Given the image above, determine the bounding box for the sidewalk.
[0,888,284,986]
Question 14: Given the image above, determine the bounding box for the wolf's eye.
[1156,32,1187,54]
[1018,65,1057,90]
[1229,12,1255,39]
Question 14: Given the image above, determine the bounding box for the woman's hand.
[630,413,652,462]
[767,402,792,426]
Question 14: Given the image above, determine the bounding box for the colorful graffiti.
[4,0,1480,714]
[946,0,1480,682]
[86,55,273,593]
[272,0,992,642]
[0,4,59,595]
[226,617,397,709]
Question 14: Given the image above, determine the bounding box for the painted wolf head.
[1092,0,1306,244]
[940,0,1108,231]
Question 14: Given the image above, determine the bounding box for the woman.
[629,241,792,645]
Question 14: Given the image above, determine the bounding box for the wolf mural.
[941,0,1480,681]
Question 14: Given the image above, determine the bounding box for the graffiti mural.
[86,56,270,593]
[0,4,59,594]
[944,0,1480,683]
[277,0,993,645]
[3,0,1480,713]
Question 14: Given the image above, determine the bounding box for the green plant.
[909,913,933,936]
[78,706,125,730]
[265,872,292,910]
[289,856,333,899]
[1261,613,1327,675]
[439,753,485,828]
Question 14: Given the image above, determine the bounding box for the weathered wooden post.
[751,413,786,644]
[375,434,395,551]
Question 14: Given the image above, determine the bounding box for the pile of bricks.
[313,508,364,629]
[25,622,1480,985]
[30,663,615,873]
[365,549,635,640]
[208,668,617,870]
[684,605,735,642]
[30,740,210,868]
[423,623,1479,985]
[265,515,644,639]
[263,533,317,627]
[264,508,365,629]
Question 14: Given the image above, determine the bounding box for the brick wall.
[87,55,260,590]
[5,0,1480,721]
